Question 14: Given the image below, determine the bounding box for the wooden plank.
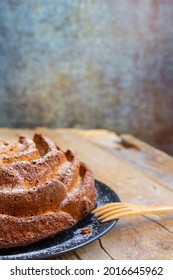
[100,216,173,260]
[73,129,173,191]
[51,251,80,260]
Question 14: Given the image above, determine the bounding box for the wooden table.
[1,128,173,260]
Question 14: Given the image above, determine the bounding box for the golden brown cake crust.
[0,133,96,248]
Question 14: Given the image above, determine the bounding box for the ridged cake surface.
[0,133,96,248]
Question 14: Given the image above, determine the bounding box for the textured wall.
[0,0,173,154]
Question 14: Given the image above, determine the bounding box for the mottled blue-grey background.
[0,0,173,154]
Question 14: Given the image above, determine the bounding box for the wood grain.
[0,128,173,260]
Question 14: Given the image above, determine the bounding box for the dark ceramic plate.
[0,180,120,260]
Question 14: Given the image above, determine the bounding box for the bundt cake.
[0,133,97,248]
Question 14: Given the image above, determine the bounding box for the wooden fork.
[92,202,173,222]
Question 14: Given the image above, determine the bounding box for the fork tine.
[100,210,144,222]
[101,213,126,222]
[92,203,127,214]
[100,211,137,222]
[98,209,132,220]
[93,205,127,216]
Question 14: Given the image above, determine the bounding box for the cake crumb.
[80,227,93,234]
